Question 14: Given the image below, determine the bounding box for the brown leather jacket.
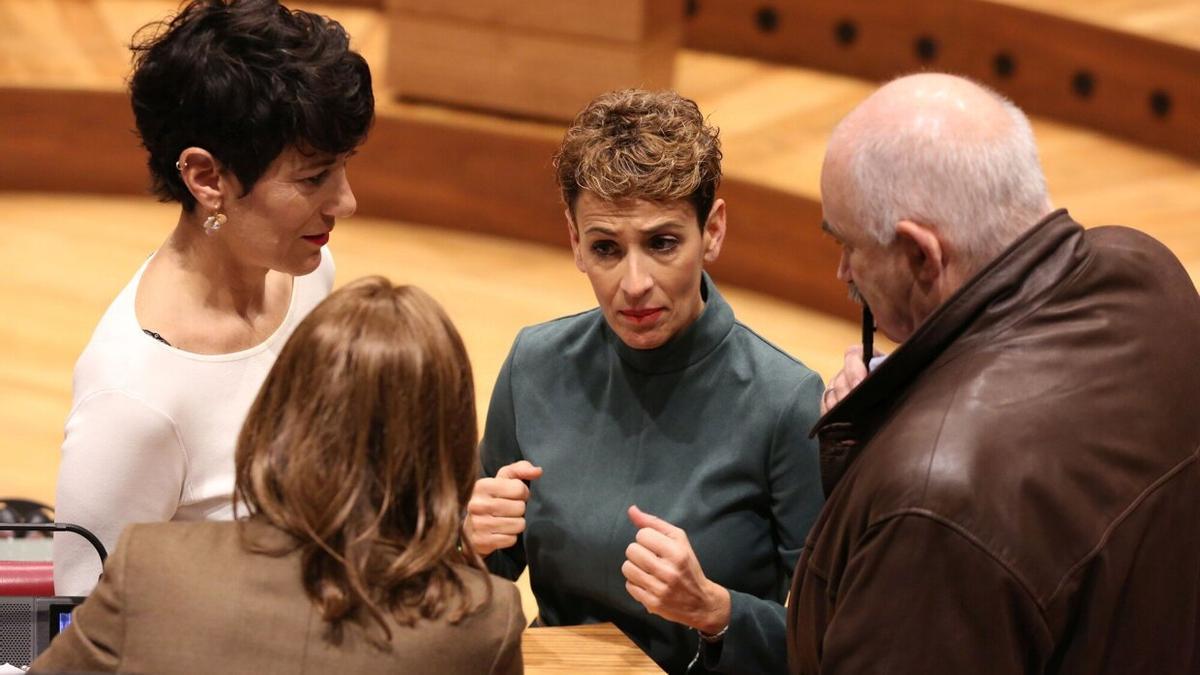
[787,211,1200,674]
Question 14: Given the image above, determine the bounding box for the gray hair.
[844,86,1051,269]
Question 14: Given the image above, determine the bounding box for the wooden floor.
[999,0,1200,49]
[0,193,866,505]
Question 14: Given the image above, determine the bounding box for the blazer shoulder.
[117,521,282,581]
[123,520,242,550]
[453,566,524,631]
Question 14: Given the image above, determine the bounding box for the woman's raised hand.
[465,460,543,556]
[622,505,731,636]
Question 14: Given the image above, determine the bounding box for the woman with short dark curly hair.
[34,278,524,673]
[466,89,825,674]
[53,0,374,596]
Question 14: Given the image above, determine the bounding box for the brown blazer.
[788,211,1200,673]
[32,520,525,674]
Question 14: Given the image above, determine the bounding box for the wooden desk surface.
[523,623,663,674]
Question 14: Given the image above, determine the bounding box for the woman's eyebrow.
[637,221,686,234]
[299,156,337,171]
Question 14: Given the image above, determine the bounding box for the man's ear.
[895,219,945,285]
[701,198,727,264]
[565,208,585,272]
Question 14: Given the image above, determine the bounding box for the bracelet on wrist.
[697,622,729,643]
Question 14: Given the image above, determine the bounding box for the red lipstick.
[302,232,330,247]
[619,308,664,325]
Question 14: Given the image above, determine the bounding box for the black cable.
[0,522,107,563]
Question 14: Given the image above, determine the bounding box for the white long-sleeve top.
[53,248,334,595]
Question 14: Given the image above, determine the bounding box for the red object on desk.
[0,560,54,596]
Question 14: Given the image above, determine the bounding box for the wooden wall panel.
[0,86,852,321]
[386,0,683,42]
[66,1,1195,157]
[684,0,1200,160]
[351,113,565,246]
[710,180,845,318]
[0,89,145,195]
[387,12,678,122]
[352,114,850,317]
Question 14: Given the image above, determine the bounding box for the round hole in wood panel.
[1149,90,1172,118]
[834,20,858,46]
[756,6,780,33]
[1071,71,1096,99]
[914,35,938,62]
[993,52,1016,78]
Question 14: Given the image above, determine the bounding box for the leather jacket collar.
[812,209,1086,496]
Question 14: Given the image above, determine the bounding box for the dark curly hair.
[555,89,722,228]
[129,0,374,210]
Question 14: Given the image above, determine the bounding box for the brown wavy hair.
[234,276,486,647]
[554,88,722,227]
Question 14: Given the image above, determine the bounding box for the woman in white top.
[53,0,374,595]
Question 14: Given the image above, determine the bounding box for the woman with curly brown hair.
[33,278,525,673]
[466,89,825,674]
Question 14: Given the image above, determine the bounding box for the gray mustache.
[847,283,864,305]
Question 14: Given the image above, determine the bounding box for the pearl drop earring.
[202,211,227,235]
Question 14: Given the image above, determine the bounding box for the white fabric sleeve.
[53,390,186,596]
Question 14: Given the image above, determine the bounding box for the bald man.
[787,73,1200,674]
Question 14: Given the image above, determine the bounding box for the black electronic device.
[0,522,105,668]
[0,595,84,667]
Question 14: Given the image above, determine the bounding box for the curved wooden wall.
[0,86,845,319]
[5,0,1199,325]
[684,0,1200,161]
[321,0,1199,160]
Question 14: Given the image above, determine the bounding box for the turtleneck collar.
[607,271,736,375]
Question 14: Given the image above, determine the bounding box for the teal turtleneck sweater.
[481,275,824,674]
